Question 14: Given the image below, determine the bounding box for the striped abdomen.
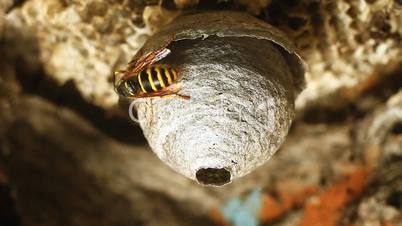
[117,65,178,97]
[137,65,178,93]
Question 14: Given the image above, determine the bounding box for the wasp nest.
[126,11,305,186]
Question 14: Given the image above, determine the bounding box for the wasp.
[114,36,189,100]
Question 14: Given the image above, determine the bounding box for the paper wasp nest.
[128,11,306,186]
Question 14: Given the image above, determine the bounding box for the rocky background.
[0,0,401,226]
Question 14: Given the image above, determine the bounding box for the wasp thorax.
[128,11,306,186]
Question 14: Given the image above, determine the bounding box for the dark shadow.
[0,184,20,226]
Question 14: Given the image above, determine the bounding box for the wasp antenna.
[114,70,125,75]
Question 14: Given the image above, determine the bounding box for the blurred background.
[1,0,401,226]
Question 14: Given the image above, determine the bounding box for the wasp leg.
[167,82,183,92]
[164,83,190,100]
[176,94,191,100]
[160,94,190,100]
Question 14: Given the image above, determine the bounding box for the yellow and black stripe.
[137,65,178,93]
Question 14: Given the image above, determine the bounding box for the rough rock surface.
[4,0,153,108]
[1,0,401,226]
[3,0,401,110]
[259,0,402,109]
[6,96,218,226]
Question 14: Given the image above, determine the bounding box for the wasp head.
[114,70,135,97]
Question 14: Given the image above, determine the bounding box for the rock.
[6,96,217,226]
[3,0,402,110]
[1,1,401,225]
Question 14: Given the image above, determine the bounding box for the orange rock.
[210,207,228,226]
[260,186,317,223]
[298,166,372,226]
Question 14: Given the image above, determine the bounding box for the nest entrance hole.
[196,168,231,186]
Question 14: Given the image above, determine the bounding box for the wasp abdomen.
[116,65,179,97]
[138,65,178,93]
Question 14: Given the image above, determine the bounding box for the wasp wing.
[129,48,171,70]
[153,48,171,62]
[124,48,172,81]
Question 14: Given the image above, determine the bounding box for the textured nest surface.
[128,11,305,184]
